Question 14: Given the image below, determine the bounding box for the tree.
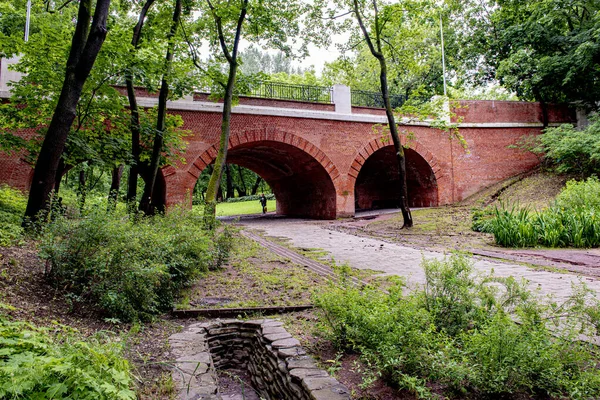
[0,1,145,208]
[125,0,156,208]
[186,0,309,227]
[324,0,454,99]
[139,0,183,214]
[453,0,600,111]
[22,0,112,222]
[347,0,425,227]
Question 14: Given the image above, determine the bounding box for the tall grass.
[485,177,600,248]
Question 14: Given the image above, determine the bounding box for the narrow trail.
[240,230,367,287]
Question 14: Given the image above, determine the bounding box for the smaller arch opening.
[355,146,439,210]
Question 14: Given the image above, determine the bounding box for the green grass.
[193,199,276,217]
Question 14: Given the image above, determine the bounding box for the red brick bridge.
[145,87,574,219]
[0,60,576,218]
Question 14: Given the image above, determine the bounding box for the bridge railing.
[350,89,408,109]
[241,81,333,103]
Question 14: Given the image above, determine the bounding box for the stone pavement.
[239,217,600,302]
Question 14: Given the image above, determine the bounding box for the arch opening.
[194,140,337,219]
[354,146,439,210]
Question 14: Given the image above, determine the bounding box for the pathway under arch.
[165,131,339,219]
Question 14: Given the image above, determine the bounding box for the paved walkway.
[239,217,600,302]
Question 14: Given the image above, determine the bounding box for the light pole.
[25,0,31,42]
[440,12,447,96]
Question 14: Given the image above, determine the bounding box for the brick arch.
[162,128,341,219]
[349,138,441,208]
[163,129,341,187]
[348,138,441,187]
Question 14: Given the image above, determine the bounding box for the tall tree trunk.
[53,158,66,194]
[78,168,86,213]
[251,175,262,195]
[203,0,248,228]
[352,0,412,227]
[235,165,247,196]
[108,164,124,209]
[139,0,182,214]
[225,164,234,199]
[126,0,156,209]
[23,0,111,224]
[379,59,412,227]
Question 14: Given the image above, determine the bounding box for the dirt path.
[239,217,600,302]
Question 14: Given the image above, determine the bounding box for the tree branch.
[352,0,381,59]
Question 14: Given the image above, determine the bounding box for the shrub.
[540,114,600,176]
[0,185,26,247]
[0,311,135,399]
[315,254,600,399]
[470,206,494,233]
[40,208,233,321]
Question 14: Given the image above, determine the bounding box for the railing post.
[332,84,351,114]
[0,56,24,98]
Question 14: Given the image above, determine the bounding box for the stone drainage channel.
[169,319,350,400]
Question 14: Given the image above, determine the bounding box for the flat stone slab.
[271,337,301,349]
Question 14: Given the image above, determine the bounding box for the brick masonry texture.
[0,100,576,218]
[168,319,350,400]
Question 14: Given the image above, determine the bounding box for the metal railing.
[241,81,333,103]
[350,89,408,109]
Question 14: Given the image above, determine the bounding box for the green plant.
[315,254,600,399]
[0,314,135,399]
[0,185,27,247]
[470,206,494,233]
[482,178,600,248]
[539,114,600,177]
[40,207,233,321]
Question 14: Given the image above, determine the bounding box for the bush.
[483,178,600,248]
[315,254,600,399]
[0,185,26,247]
[40,208,233,321]
[539,114,600,176]
[0,311,135,399]
[470,207,494,233]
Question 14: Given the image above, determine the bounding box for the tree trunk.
[23,0,111,224]
[203,0,248,229]
[139,0,182,214]
[108,164,124,209]
[351,0,412,227]
[379,58,413,227]
[251,175,262,195]
[53,158,66,194]
[78,168,87,212]
[225,164,234,199]
[235,165,247,196]
[126,0,155,210]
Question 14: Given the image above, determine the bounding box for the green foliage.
[0,185,26,247]
[453,0,600,108]
[485,178,600,248]
[538,114,600,176]
[470,206,494,233]
[40,208,233,321]
[315,254,600,399]
[0,315,135,399]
